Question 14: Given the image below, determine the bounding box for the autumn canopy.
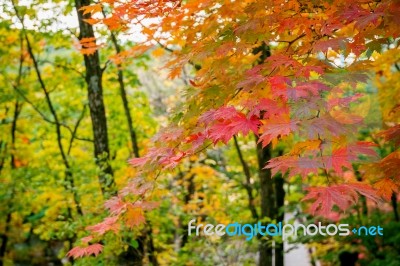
[1,0,400,265]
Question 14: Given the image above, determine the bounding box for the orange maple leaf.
[374,178,398,201]
[125,206,145,228]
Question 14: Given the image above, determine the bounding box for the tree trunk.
[108,31,140,158]
[274,172,285,266]
[256,140,274,266]
[18,22,82,217]
[108,29,157,264]
[253,43,282,266]
[74,0,114,196]
[391,193,399,222]
[0,101,21,266]
[233,135,259,220]
[145,223,158,266]
[181,172,195,248]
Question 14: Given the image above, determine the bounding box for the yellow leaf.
[290,139,321,155]
[151,47,165,57]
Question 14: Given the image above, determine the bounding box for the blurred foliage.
[0,0,400,266]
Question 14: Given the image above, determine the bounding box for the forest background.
[1,0,400,265]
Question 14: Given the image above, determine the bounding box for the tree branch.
[12,0,82,216]
[68,104,87,155]
[233,135,259,220]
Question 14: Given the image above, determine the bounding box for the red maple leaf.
[303,186,353,217]
[85,244,103,257]
[343,6,383,31]
[86,216,119,235]
[104,197,126,215]
[279,81,330,100]
[198,106,239,126]
[268,76,291,100]
[295,81,330,96]
[227,113,260,136]
[152,127,184,142]
[208,122,236,144]
[321,20,343,35]
[158,149,186,168]
[265,156,321,179]
[128,157,149,167]
[186,132,207,151]
[327,93,363,110]
[313,37,348,52]
[323,141,378,174]
[247,98,288,119]
[303,183,379,217]
[81,236,93,244]
[237,65,266,90]
[325,148,353,174]
[301,115,348,139]
[198,109,217,125]
[207,109,261,144]
[258,116,299,147]
[212,106,239,120]
[295,65,325,78]
[67,243,103,259]
[266,54,301,70]
[120,181,153,197]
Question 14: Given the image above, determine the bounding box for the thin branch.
[395,63,400,72]
[68,105,87,155]
[101,8,141,157]
[12,0,82,216]
[101,59,111,73]
[39,59,85,78]
[233,135,259,220]
[12,84,55,124]
[155,39,175,53]
[285,33,306,52]
[11,84,93,143]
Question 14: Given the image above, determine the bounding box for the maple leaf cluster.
[71,0,400,257]
[67,178,158,258]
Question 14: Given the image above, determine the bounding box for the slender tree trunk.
[145,222,158,266]
[74,0,114,196]
[0,141,5,175]
[274,172,285,266]
[253,43,281,266]
[10,11,84,264]
[109,33,156,264]
[256,140,274,266]
[9,101,21,170]
[233,135,259,220]
[108,30,140,158]
[0,101,21,266]
[274,148,285,266]
[0,210,11,266]
[181,172,195,248]
[391,193,399,222]
[355,169,368,219]
[0,29,24,265]
[0,108,9,176]
[16,20,83,217]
